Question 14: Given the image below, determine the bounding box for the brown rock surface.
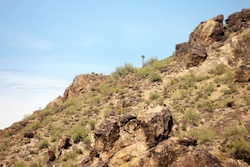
[82,107,226,167]
[63,73,107,101]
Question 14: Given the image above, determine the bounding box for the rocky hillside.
[0,9,250,167]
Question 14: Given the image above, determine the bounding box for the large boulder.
[175,14,224,67]
[226,8,250,32]
[62,73,106,101]
[81,107,226,167]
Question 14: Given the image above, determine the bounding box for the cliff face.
[0,9,250,167]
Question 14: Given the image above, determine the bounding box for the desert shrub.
[39,107,54,119]
[197,99,214,112]
[29,161,43,167]
[70,126,88,143]
[171,89,187,101]
[209,63,227,75]
[112,63,136,77]
[231,138,250,163]
[244,96,250,107]
[164,55,174,64]
[144,56,159,67]
[149,72,162,82]
[63,147,82,160]
[0,140,8,152]
[187,128,215,144]
[13,161,26,167]
[89,120,96,130]
[185,109,200,126]
[149,92,160,100]
[225,124,247,137]
[38,138,49,149]
[136,67,150,78]
[203,83,215,96]
[195,73,210,82]
[177,72,196,89]
[223,83,237,95]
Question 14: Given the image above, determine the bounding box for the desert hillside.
[0,9,250,167]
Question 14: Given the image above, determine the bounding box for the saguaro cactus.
[141,55,145,68]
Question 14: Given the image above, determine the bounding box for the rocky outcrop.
[175,8,250,70]
[175,14,224,67]
[81,107,224,167]
[226,8,250,32]
[62,73,107,101]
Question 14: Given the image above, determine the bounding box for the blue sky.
[0,1,249,129]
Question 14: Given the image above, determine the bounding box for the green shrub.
[89,120,96,130]
[29,160,43,167]
[136,67,150,78]
[149,92,160,100]
[70,126,88,143]
[0,140,8,152]
[231,138,250,163]
[149,72,162,82]
[244,96,250,107]
[171,89,187,100]
[185,109,200,126]
[112,63,136,77]
[225,124,247,137]
[63,147,82,160]
[13,161,26,167]
[223,83,237,95]
[178,72,196,89]
[197,99,214,112]
[203,83,215,96]
[187,128,215,144]
[210,63,227,75]
[144,56,159,67]
[38,139,49,149]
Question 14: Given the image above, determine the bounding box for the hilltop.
[0,9,250,167]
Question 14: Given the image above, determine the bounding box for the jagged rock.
[47,149,56,162]
[59,135,72,150]
[23,131,34,138]
[175,14,224,67]
[174,42,189,62]
[235,65,250,82]
[178,136,197,147]
[226,8,250,32]
[186,43,207,67]
[83,106,173,166]
[63,73,107,101]
[145,139,223,167]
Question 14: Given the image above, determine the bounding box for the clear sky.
[0,1,249,129]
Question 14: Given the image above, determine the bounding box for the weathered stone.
[186,43,207,67]
[47,149,56,162]
[175,14,224,68]
[234,65,250,82]
[63,73,107,101]
[59,135,71,150]
[174,42,190,62]
[24,131,34,138]
[87,107,174,166]
[178,136,198,147]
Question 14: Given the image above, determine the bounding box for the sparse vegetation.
[225,124,247,137]
[187,128,216,144]
[112,63,136,77]
[149,72,162,82]
[231,138,250,163]
[185,109,200,126]
[38,138,49,149]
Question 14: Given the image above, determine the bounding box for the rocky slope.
[0,9,250,167]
